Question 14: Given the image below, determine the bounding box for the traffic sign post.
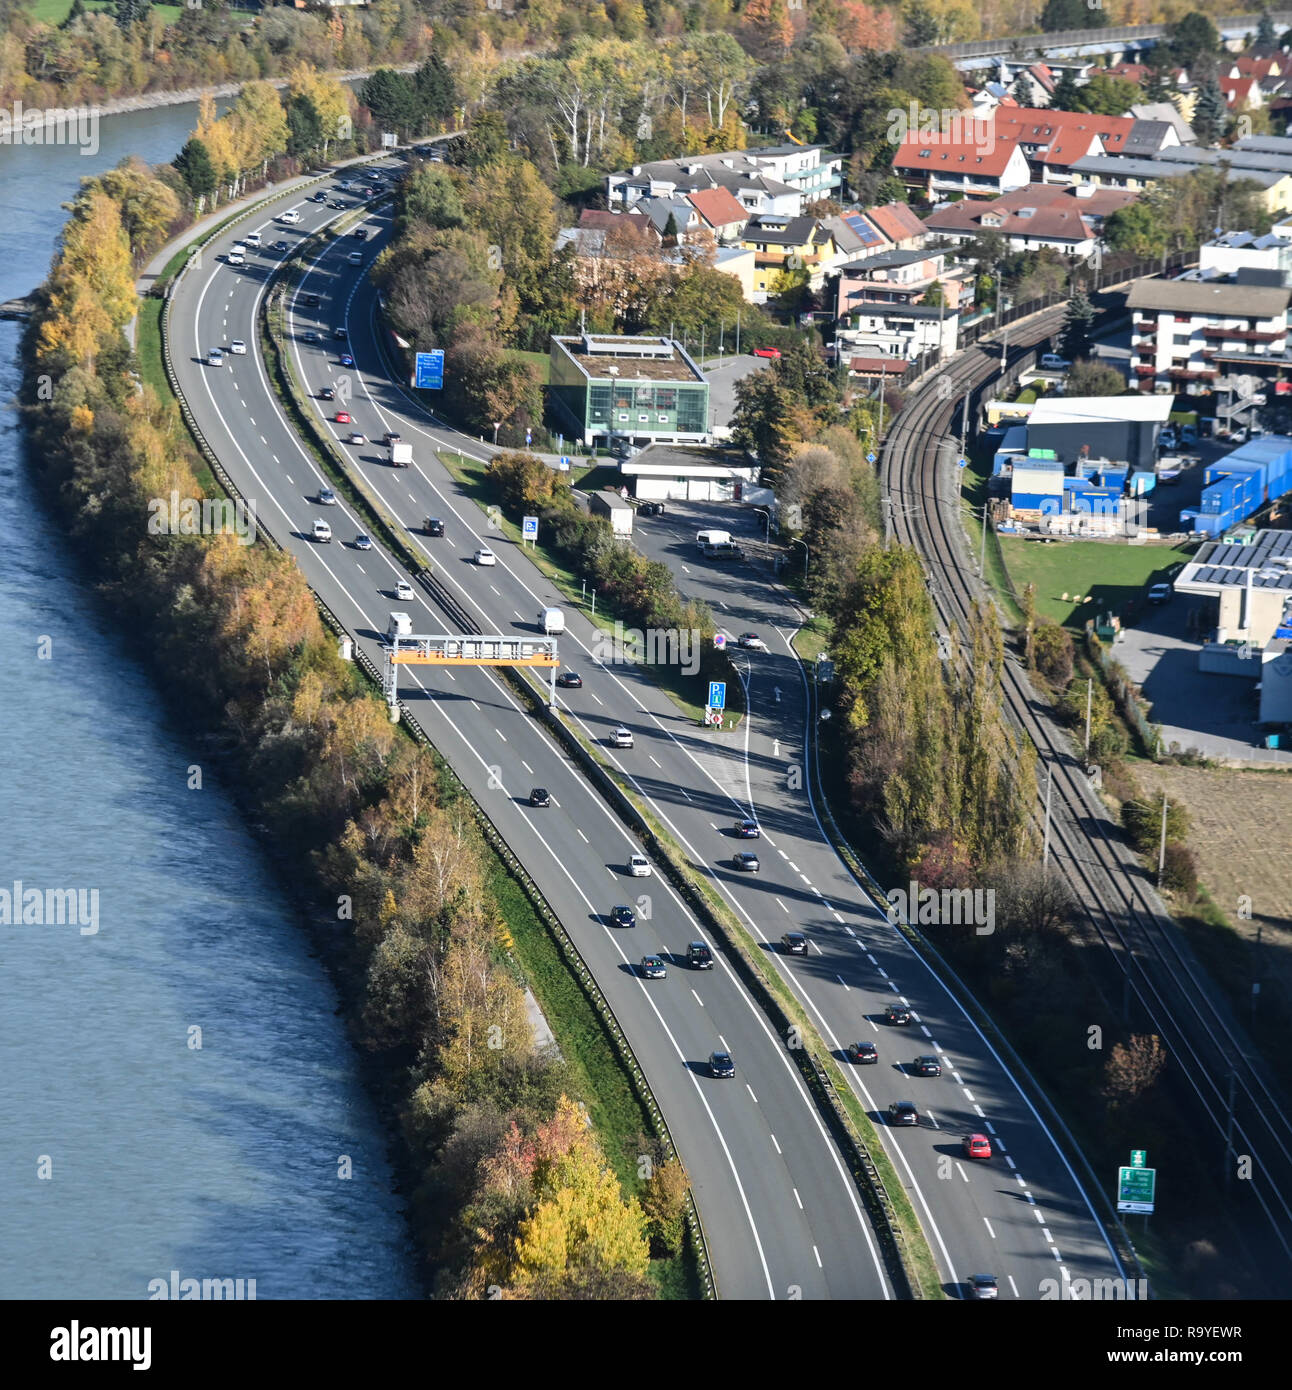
[708,681,726,710]
[704,708,722,726]
[1116,1164,1156,1214]
[413,350,444,390]
[1130,1150,1147,1168]
[713,634,727,651]
[522,516,538,547]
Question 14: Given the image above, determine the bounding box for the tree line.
[23,157,683,1299]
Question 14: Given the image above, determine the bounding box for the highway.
[882,317,1292,1276]
[167,161,1130,1299]
[167,161,892,1301]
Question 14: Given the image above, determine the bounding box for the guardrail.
[159,182,718,1299]
[496,665,921,1298]
[918,11,1289,58]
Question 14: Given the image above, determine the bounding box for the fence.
[1084,625,1163,759]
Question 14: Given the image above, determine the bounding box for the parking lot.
[1114,591,1292,764]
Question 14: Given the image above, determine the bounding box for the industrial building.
[548,334,710,450]
[1173,529,1292,734]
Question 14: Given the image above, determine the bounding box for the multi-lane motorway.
[166,156,1130,1298]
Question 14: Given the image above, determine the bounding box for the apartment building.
[1126,275,1292,397]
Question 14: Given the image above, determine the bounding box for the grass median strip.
[508,662,941,1298]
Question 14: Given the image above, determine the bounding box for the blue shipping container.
[1011,493,1064,513]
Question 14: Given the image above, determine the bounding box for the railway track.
[881,312,1292,1272]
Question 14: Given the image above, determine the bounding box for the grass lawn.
[135,297,167,398]
[790,611,830,665]
[33,0,183,22]
[438,448,742,726]
[999,535,1195,628]
[505,348,551,386]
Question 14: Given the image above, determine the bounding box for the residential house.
[991,107,1178,183]
[1219,76,1264,113]
[1129,101,1196,146]
[835,301,960,370]
[865,201,928,251]
[922,181,1138,258]
[740,214,837,302]
[685,187,749,243]
[605,146,841,218]
[834,247,973,320]
[1126,274,1292,397]
[891,124,1031,200]
[822,211,891,264]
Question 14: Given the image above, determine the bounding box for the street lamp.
[791,537,809,579]
[999,294,1013,372]
[752,506,772,543]
[492,421,502,445]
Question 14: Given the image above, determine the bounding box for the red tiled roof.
[865,201,926,242]
[922,181,1137,242]
[686,187,748,229]
[849,356,909,375]
[1220,76,1259,108]
[891,125,1020,177]
[992,107,1135,167]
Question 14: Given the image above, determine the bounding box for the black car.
[424,518,445,537]
[319,386,335,401]
[709,1051,735,1079]
[735,819,760,838]
[556,671,583,688]
[888,1101,919,1126]
[782,932,808,955]
[333,326,347,340]
[353,227,368,240]
[638,501,665,516]
[885,1003,913,1025]
[848,1041,879,1064]
[383,431,402,446]
[273,239,290,253]
[688,941,713,969]
[303,293,320,308]
[528,788,550,807]
[330,199,347,209]
[639,955,667,980]
[611,905,636,928]
[913,1054,942,1077]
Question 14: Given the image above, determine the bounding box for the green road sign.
[1130,1150,1147,1168]
[1117,1165,1156,1214]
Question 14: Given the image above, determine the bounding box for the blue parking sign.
[708,681,726,710]
[522,516,538,540]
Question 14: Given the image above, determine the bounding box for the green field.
[506,348,551,385]
[999,535,1196,628]
[31,0,185,23]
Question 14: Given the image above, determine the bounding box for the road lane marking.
[793,1188,802,1209]
[983,1218,996,1238]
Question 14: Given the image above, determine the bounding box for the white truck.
[386,611,413,641]
[539,607,565,635]
[390,442,413,468]
[589,490,634,537]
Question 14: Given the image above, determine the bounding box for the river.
[0,101,418,1298]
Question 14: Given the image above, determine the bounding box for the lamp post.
[791,537,809,579]
[999,294,1012,372]
[492,421,501,446]
[752,507,772,543]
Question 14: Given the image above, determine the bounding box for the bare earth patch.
[1138,765,1292,1002]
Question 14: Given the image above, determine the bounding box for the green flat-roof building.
[549,334,710,448]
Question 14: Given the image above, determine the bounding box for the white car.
[474,547,497,566]
[738,633,767,651]
[395,579,415,602]
[279,209,302,224]
[207,348,224,366]
[628,853,651,877]
[312,519,332,543]
[354,533,373,551]
[243,231,262,247]
[229,339,247,355]
[609,726,634,749]
[318,487,337,506]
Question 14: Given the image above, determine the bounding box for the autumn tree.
[1103,1034,1167,1110]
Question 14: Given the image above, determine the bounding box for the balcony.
[1199,326,1283,343]
[1133,363,1158,377]
[1167,366,1218,381]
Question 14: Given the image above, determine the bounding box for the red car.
[963,1133,992,1160]
[335,411,352,424]
[752,346,781,359]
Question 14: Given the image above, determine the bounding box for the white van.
[696,529,731,550]
[386,612,413,641]
[243,231,262,247]
[312,519,332,543]
[539,607,565,635]
[226,249,245,267]
[1040,353,1071,371]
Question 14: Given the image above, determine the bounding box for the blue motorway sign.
[414,350,444,390]
[708,681,726,710]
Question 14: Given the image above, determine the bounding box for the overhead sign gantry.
[383,632,561,715]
